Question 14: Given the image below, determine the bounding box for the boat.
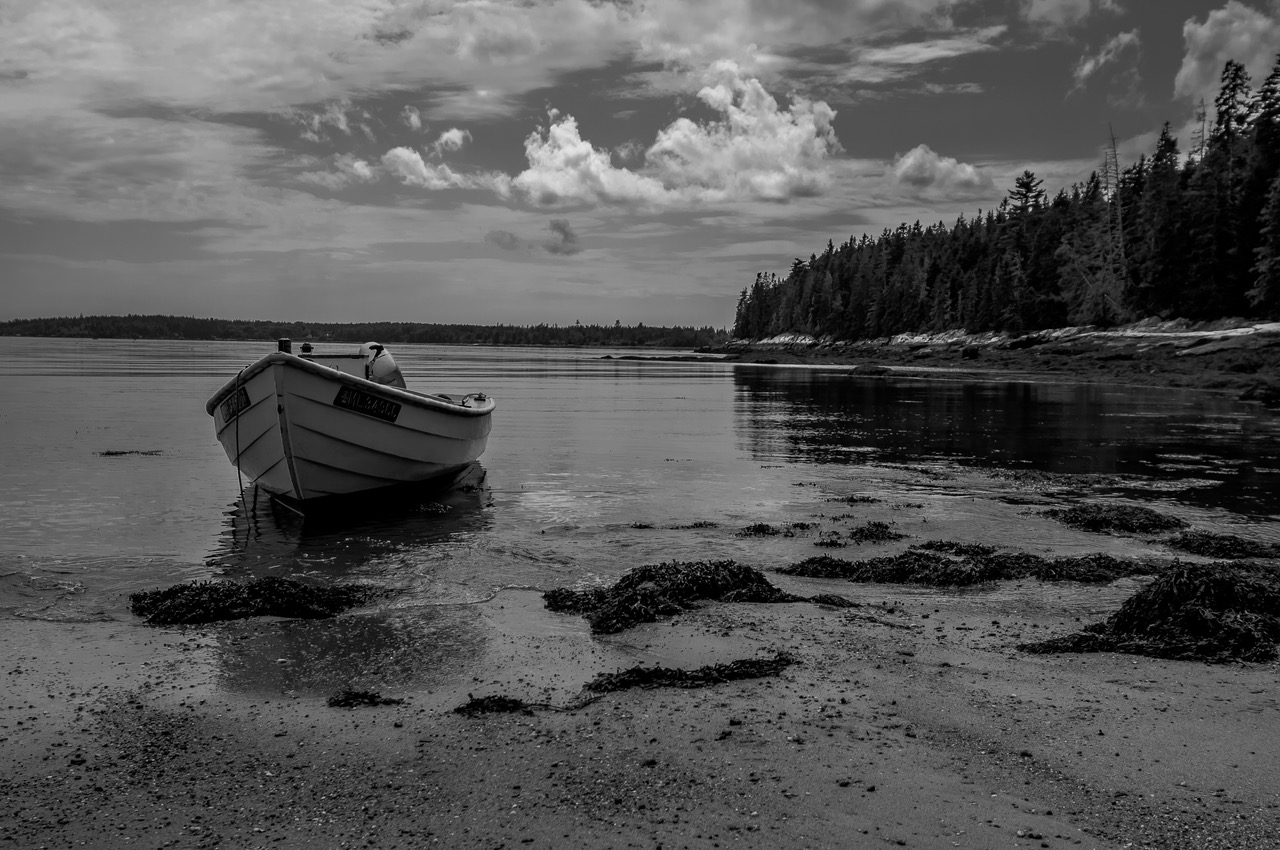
[205,339,494,505]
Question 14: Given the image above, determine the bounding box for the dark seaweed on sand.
[844,521,905,544]
[543,560,852,634]
[1043,503,1188,535]
[130,576,381,625]
[778,545,1163,587]
[586,653,796,693]
[1021,562,1280,663]
[327,690,404,708]
[453,653,797,716]
[1163,530,1280,560]
[454,695,535,716]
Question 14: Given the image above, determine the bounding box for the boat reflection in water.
[208,463,493,578]
[201,464,495,697]
[732,367,1280,516]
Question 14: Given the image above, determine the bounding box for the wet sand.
[4,575,1278,849]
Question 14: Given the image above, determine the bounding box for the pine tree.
[1248,172,1280,314]
[1133,124,1187,316]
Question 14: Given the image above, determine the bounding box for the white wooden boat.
[206,339,493,504]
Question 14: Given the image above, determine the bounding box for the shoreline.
[707,322,1280,404]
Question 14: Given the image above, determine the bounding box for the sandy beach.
[4,567,1278,849]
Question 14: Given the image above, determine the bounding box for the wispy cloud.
[805,26,1006,91]
[1073,29,1141,89]
[1020,0,1123,35]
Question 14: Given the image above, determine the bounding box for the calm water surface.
[2,338,1277,694]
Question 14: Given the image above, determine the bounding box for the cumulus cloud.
[1174,1,1280,104]
[543,219,581,255]
[400,105,423,132]
[513,61,842,207]
[513,114,667,206]
[649,61,841,197]
[892,144,995,197]
[381,147,511,195]
[1073,29,1141,89]
[432,127,473,158]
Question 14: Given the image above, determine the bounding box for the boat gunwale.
[204,352,495,418]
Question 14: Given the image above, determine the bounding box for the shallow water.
[1,338,1277,695]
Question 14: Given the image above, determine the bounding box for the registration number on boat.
[220,387,251,421]
[333,386,401,422]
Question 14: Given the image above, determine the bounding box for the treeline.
[0,314,729,349]
[734,58,1280,341]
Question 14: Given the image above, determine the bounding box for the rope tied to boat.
[234,366,246,506]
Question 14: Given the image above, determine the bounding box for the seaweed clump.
[1043,503,1188,535]
[778,545,1161,587]
[453,653,798,717]
[844,521,905,545]
[779,549,1011,586]
[130,576,380,625]
[586,653,796,693]
[327,690,404,708]
[454,695,535,716]
[544,560,848,634]
[1021,562,1280,663]
[1163,531,1280,560]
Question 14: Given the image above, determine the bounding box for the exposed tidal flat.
[1,338,1279,849]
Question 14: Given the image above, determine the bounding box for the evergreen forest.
[733,58,1280,341]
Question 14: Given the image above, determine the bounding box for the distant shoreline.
[708,321,1280,405]
[0,315,730,350]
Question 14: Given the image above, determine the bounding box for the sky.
[3,1,1280,328]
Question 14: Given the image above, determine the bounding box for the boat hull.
[206,353,493,502]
